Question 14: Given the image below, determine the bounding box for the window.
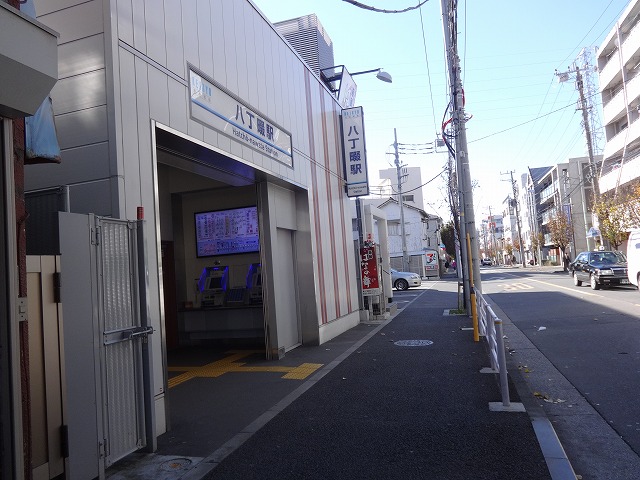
[388,223,400,236]
[402,194,414,202]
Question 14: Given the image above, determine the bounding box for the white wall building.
[378,166,426,211]
[598,0,640,198]
[376,198,442,277]
[25,1,362,476]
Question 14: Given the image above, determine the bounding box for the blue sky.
[252,0,630,221]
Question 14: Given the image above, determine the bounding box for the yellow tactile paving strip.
[167,350,323,388]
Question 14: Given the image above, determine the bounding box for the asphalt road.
[479,266,640,479]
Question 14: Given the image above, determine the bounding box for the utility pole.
[393,128,408,271]
[556,52,602,250]
[575,66,600,200]
[441,0,481,304]
[503,170,526,267]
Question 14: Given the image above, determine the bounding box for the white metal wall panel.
[245,7,260,109]
[57,34,105,79]
[211,0,226,85]
[235,1,250,102]
[37,0,84,16]
[69,181,113,216]
[39,0,104,45]
[164,1,184,77]
[221,2,238,96]
[52,70,107,115]
[119,51,141,208]
[167,77,189,135]
[147,67,170,126]
[26,143,110,189]
[116,0,134,46]
[196,0,214,80]
[55,106,109,150]
[134,58,154,220]
[131,0,147,54]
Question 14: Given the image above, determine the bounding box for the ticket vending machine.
[198,266,228,307]
[246,263,262,304]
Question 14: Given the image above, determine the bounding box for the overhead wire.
[341,0,430,14]
[418,2,439,137]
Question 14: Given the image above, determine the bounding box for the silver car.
[390,268,422,291]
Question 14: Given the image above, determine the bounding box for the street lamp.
[320,65,392,91]
[322,65,393,318]
[320,65,392,110]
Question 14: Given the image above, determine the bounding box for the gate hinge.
[53,272,62,303]
[92,226,101,246]
[98,438,109,458]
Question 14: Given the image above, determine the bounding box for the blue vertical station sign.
[341,106,370,197]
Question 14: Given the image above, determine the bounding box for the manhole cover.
[394,339,433,347]
[160,458,193,471]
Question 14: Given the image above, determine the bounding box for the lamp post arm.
[351,68,381,76]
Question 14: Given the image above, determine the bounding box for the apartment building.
[525,157,599,264]
[597,0,640,201]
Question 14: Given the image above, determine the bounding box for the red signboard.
[360,245,381,295]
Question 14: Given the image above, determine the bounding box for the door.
[274,228,300,351]
[27,256,65,480]
[59,213,154,479]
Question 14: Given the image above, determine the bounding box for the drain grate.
[160,458,193,472]
[394,339,433,347]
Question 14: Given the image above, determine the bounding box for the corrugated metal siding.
[99,220,144,464]
[274,14,335,77]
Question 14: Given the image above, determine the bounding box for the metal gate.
[59,213,154,479]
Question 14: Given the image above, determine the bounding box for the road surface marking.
[498,282,534,291]
[527,278,598,296]
[167,351,323,388]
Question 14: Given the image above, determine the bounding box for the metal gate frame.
[59,213,154,479]
[96,217,155,468]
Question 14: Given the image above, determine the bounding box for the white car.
[390,268,422,291]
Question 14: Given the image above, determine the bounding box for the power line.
[341,0,430,14]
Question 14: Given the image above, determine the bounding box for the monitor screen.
[207,276,223,290]
[195,206,259,257]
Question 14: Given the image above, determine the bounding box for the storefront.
[24,0,361,473]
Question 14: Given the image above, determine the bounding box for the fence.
[475,290,512,408]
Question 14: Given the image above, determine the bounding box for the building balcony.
[0,3,58,118]
[599,154,640,194]
[603,117,640,161]
[538,182,558,205]
[602,83,627,126]
[622,21,640,74]
[599,48,622,93]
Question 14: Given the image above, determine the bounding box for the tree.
[530,232,544,264]
[504,241,513,257]
[618,179,640,231]
[593,192,628,249]
[547,210,573,271]
[440,221,456,258]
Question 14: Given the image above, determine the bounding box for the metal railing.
[475,290,512,407]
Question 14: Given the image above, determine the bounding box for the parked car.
[568,250,630,290]
[390,268,421,291]
[627,229,640,290]
[481,258,492,266]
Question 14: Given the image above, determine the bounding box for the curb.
[482,295,577,480]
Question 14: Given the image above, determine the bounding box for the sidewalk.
[109,278,568,480]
